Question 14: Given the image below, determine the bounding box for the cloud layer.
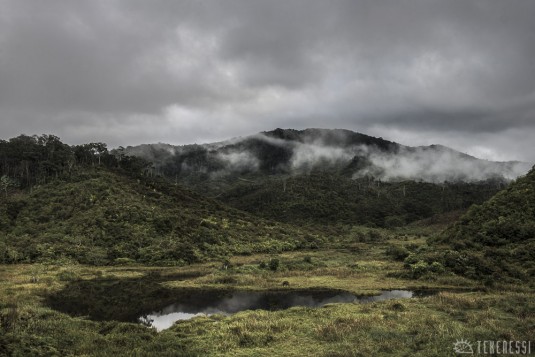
[1,0,534,161]
[128,130,531,183]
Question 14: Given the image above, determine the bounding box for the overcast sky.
[1,0,534,162]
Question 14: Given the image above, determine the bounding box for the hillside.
[0,135,321,265]
[0,168,322,265]
[429,166,535,282]
[122,128,523,227]
[123,128,531,183]
[214,173,501,227]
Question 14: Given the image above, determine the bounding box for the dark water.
[140,289,431,331]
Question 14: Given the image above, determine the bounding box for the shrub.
[114,257,135,265]
[385,216,405,228]
[385,245,410,261]
[221,259,232,270]
[403,253,419,268]
[410,260,429,278]
[268,258,280,271]
[429,261,445,274]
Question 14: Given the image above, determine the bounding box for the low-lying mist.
[355,145,531,183]
[123,129,532,183]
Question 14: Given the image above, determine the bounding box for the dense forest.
[424,166,535,282]
[0,135,322,265]
[121,129,515,228]
[202,174,502,227]
[122,128,530,184]
[0,134,151,191]
[389,166,535,284]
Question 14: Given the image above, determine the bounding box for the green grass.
[1,239,532,356]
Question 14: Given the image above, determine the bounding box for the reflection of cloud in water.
[358,290,413,303]
[140,289,419,331]
[142,311,207,331]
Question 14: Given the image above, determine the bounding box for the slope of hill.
[429,166,535,282]
[0,135,321,265]
[123,128,531,183]
[122,128,526,227]
[0,167,322,265]
[215,173,502,227]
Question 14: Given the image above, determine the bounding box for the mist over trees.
[122,128,531,184]
[105,128,531,228]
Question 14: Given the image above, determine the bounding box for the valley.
[1,241,533,356]
[0,131,534,356]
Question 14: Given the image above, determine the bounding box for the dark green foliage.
[0,134,155,195]
[208,174,500,228]
[121,128,504,228]
[0,168,322,265]
[0,135,324,265]
[268,258,280,271]
[428,166,535,282]
[385,245,410,261]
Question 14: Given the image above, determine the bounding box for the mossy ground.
[1,236,533,356]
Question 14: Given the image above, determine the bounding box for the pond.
[139,289,432,331]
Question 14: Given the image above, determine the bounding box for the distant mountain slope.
[121,128,528,227]
[216,173,501,227]
[123,128,531,183]
[430,166,535,282]
[0,167,322,265]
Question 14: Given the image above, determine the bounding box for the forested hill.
[120,128,525,227]
[429,166,535,282]
[0,134,150,190]
[215,173,502,227]
[123,128,531,183]
[0,135,322,265]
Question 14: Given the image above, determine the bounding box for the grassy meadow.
[1,232,533,356]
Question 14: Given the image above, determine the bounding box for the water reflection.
[140,289,424,331]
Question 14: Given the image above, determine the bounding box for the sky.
[1,0,534,162]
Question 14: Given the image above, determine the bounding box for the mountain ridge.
[119,128,522,227]
[122,128,531,184]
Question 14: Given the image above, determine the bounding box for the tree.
[73,143,109,166]
[0,175,16,198]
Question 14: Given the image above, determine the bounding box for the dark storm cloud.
[0,0,534,161]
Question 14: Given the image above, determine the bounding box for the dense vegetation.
[424,166,535,283]
[0,135,321,265]
[0,134,150,191]
[121,128,400,178]
[122,128,514,227]
[210,173,501,227]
